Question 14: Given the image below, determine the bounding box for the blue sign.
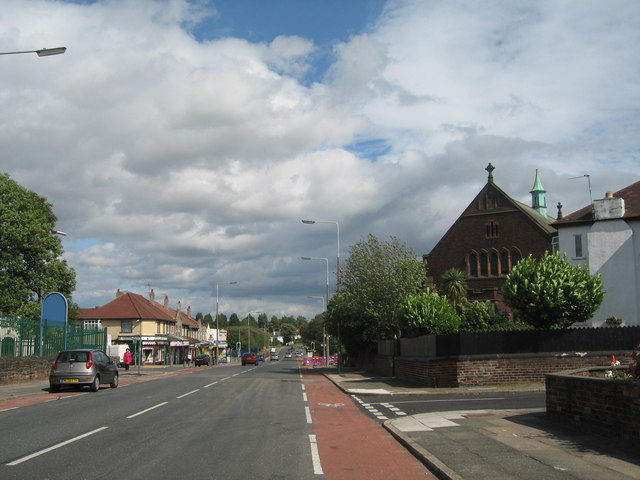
[41,292,68,328]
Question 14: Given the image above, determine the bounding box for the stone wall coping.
[395,351,631,362]
[545,365,633,382]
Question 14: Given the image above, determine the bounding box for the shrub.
[397,292,460,337]
[502,252,604,329]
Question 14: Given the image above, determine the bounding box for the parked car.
[241,352,258,366]
[49,349,119,393]
[194,354,211,366]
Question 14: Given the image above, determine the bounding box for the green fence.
[0,316,107,357]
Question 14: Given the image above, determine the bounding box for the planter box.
[546,367,640,441]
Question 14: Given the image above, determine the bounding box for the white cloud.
[2,0,638,319]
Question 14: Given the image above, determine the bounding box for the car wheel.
[49,384,60,393]
[110,373,118,389]
[90,375,100,392]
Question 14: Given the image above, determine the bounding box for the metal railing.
[0,316,107,357]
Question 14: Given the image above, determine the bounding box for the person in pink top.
[123,348,133,371]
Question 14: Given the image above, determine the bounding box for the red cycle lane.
[302,368,437,480]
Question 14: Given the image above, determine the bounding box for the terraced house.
[78,289,210,364]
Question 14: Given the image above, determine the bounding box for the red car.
[241,352,258,366]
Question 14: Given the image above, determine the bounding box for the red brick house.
[424,163,557,315]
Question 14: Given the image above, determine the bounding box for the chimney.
[177,300,181,312]
[187,305,191,317]
[164,295,169,308]
[149,288,155,302]
[116,288,123,298]
[594,192,625,220]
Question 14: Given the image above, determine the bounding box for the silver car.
[49,349,119,393]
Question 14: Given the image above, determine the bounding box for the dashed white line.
[127,402,168,419]
[308,434,323,475]
[303,392,308,402]
[177,389,200,399]
[204,381,219,388]
[305,406,312,424]
[7,426,109,466]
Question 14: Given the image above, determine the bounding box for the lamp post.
[307,295,328,366]
[302,219,341,371]
[0,47,67,57]
[301,257,329,309]
[216,281,237,364]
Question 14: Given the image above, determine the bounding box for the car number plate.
[62,379,79,383]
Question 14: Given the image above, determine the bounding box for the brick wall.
[546,368,640,440]
[0,357,54,384]
[393,353,630,387]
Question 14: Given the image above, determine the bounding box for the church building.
[424,164,557,315]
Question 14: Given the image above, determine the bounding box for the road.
[0,358,433,480]
[1,360,315,479]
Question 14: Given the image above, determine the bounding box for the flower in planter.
[629,344,640,380]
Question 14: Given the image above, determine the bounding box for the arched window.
[480,251,488,276]
[469,252,478,277]
[511,248,522,265]
[500,249,510,275]
[490,251,498,276]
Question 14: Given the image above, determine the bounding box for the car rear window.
[59,351,89,362]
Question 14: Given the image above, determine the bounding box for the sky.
[2,0,639,320]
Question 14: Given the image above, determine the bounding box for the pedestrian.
[123,348,133,371]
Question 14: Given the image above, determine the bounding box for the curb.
[383,419,461,480]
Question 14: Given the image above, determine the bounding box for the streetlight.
[216,281,237,364]
[302,219,341,371]
[0,47,67,57]
[301,257,329,309]
[307,296,328,367]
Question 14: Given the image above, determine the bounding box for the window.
[480,252,488,276]
[121,320,133,333]
[552,236,559,255]
[485,221,499,238]
[574,234,584,258]
[500,249,510,275]
[84,320,102,330]
[511,248,522,265]
[157,321,161,334]
[490,251,498,276]
[469,253,478,277]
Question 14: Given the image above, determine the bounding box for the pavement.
[324,370,640,480]
[2,365,639,479]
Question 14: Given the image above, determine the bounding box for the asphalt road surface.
[1,360,317,479]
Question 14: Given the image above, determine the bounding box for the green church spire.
[530,169,547,217]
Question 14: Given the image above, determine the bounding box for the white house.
[554,181,640,326]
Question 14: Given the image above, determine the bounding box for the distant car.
[295,351,304,357]
[270,354,279,361]
[49,349,118,393]
[194,354,211,366]
[257,354,265,362]
[242,352,258,366]
[285,352,292,358]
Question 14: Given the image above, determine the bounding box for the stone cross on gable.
[486,163,495,182]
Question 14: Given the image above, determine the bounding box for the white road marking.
[203,381,219,388]
[305,406,312,424]
[308,434,323,475]
[177,389,200,399]
[127,402,168,418]
[303,392,308,402]
[7,427,109,466]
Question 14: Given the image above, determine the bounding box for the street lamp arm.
[0,47,67,56]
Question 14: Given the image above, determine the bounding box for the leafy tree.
[397,291,460,336]
[216,313,228,328]
[228,313,240,326]
[257,312,268,328]
[325,234,424,353]
[502,252,604,329]
[300,314,325,349]
[0,174,76,318]
[440,268,467,306]
[280,322,297,344]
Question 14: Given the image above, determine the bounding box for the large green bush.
[502,252,604,329]
[397,292,460,336]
